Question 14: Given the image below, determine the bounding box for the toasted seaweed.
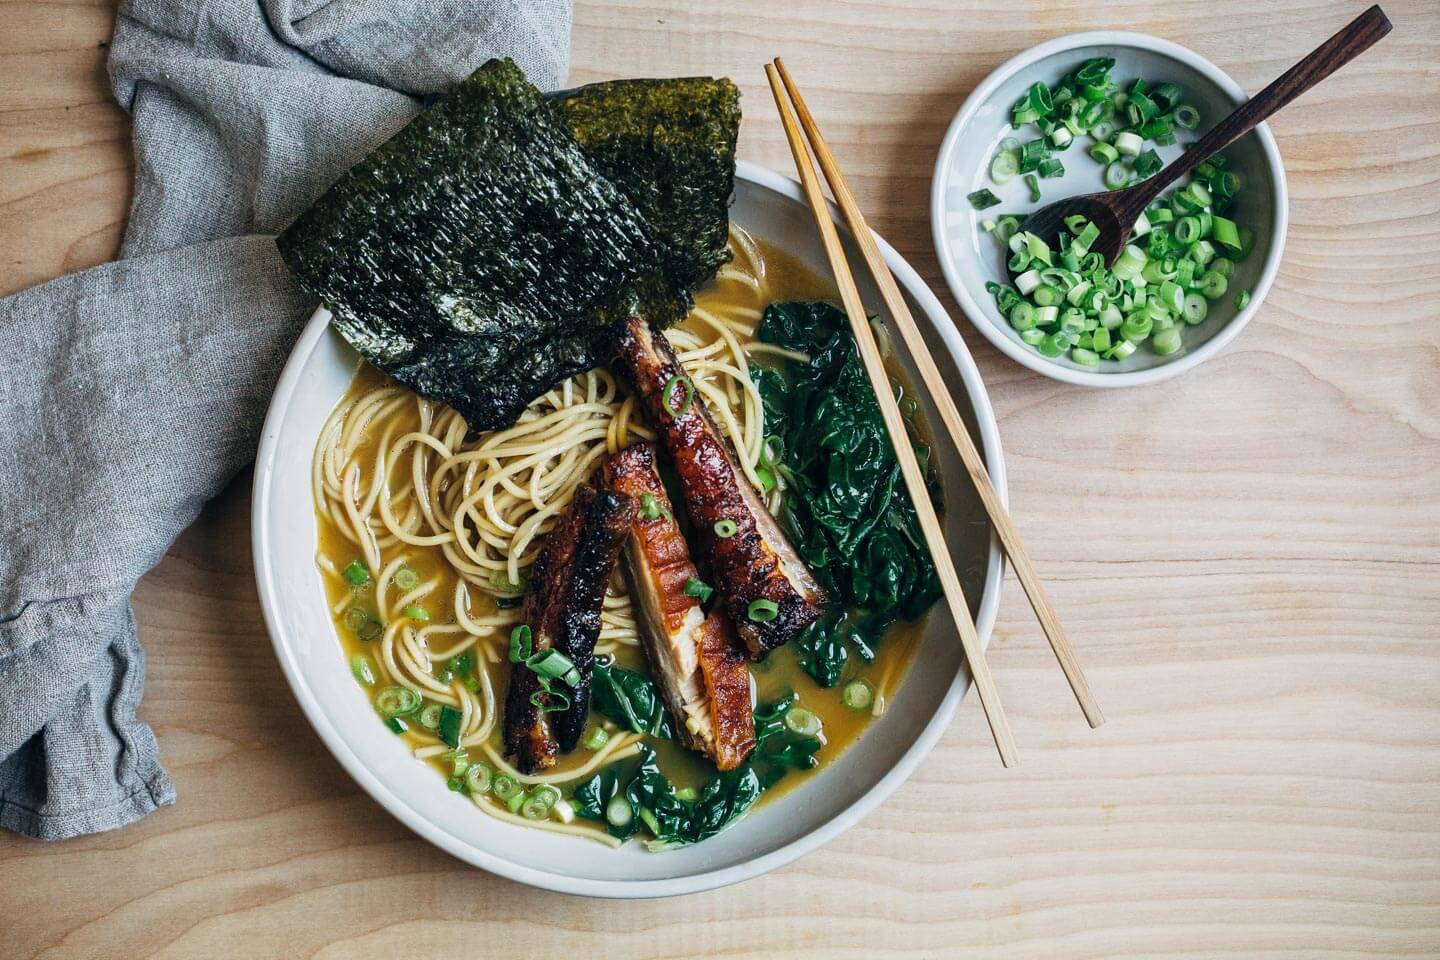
[277,60,738,432]
[554,76,739,294]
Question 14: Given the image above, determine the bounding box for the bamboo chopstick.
[765,64,1019,767]
[772,57,1105,730]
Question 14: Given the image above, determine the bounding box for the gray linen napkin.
[0,0,572,840]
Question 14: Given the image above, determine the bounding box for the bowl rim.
[930,29,1289,387]
[251,159,1008,898]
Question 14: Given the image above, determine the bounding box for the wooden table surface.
[3,1,1438,957]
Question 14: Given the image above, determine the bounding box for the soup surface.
[313,230,935,846]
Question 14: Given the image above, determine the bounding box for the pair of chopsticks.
[766,59,1104,767]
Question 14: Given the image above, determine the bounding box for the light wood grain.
[3,1,1439,957]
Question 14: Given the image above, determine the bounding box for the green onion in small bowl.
[932,31,1287,386]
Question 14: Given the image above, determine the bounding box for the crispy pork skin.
[605,442,756,769]
[613,317,825,659]
[502,484,636,772]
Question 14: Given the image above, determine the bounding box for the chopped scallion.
[747,599,780,622]
[682,577,714,603]
[375,686,421,718]
[350,654,376,686]
[392,566,420,591]
[661,374,695,417]
[967,188,1002,210]
[841,679,875,711]
[508,624,533,663]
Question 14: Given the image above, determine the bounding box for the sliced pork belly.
[612,317,825,659]
[503,484,636,773]
[604,442,756,770]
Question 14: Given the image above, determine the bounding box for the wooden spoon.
[1021,4,1392,263]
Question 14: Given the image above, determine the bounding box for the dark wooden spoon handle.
[1133,4,1392,207]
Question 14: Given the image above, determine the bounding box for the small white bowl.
[253,161,1007,898]
[931,31,1288,387]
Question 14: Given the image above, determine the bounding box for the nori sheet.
[276,59,738,432]
[554,76,739,296]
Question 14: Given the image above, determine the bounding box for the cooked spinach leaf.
[748,691,822,789]
[571,692,827,846]
[571,764,638,840]
[437,705,464,749]
[572,743,759,847]
[591,659,672,739]
[757,301,943,686]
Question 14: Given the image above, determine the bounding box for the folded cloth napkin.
[0,0,572,840]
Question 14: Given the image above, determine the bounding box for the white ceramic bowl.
[931,31,1288,386]
[253,161,1007,898]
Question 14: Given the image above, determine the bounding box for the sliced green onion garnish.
[448,750,470,777]
[529,683,571,713]
[1103,161,1128,190]
[392,566,420,591]
[990,150,1019,184]
[350,654,376,686]
[747,599,780,623]
[984,64,1248,367]
[357,618,383,641]
[465,762,493,795]
[530,784,561,811]
[521,795,552,820]
[508,624,533,662]
[402,604,429,621]
[582,727,610,751]
[375,686,421,718]
[384,717,408,735]
[682,577,714,603]
[1235,289,1252,310]
[841,679,875,711]
[343,606,370,631]
[1152,327,1183,355]
[638,492,668,522]
[526,648,580,686]
[342,560,371,586]
[605,794,633,828]
[1198,269,1228,300]
[661,374,695,417]
[491,774,522,801]
[783,706,822,738]
[713,519,738,538]
[967,188,1002,210]
[419,702,444,730]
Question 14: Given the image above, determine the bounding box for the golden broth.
[316,234,932,838]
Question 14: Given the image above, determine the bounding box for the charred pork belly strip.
[502,484,636,773]
[604,442,756,770]
[612,317,825,659]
